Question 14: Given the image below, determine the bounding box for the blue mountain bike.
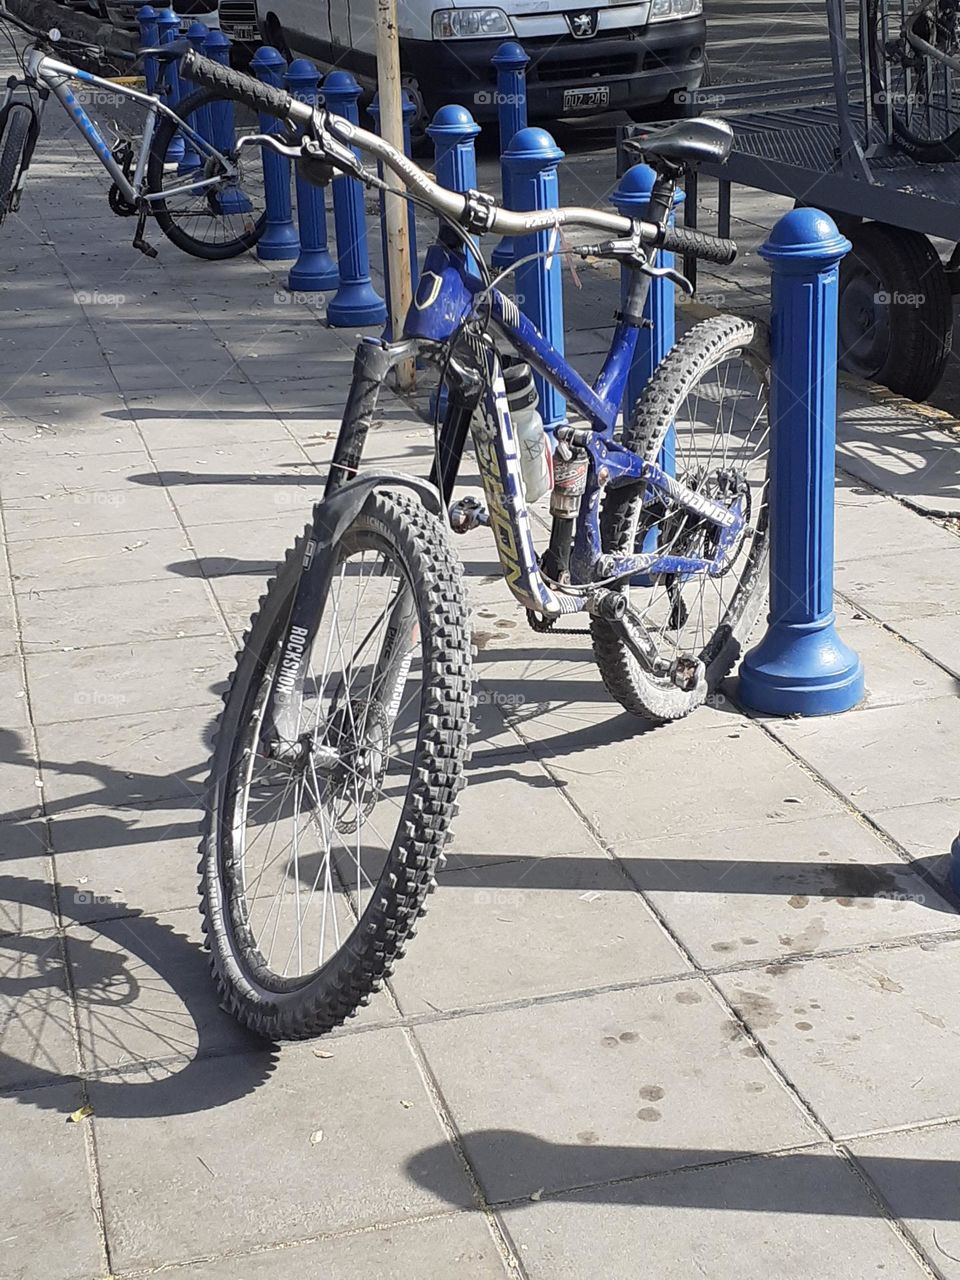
[181,52,771,1039]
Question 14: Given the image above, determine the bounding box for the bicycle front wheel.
[148,87,266,259]
[591,315,771,723]
[200,491,472,1040]
[0,104,33,224]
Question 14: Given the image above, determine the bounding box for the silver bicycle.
[0,3,266,258]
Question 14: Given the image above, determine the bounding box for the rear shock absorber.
[540,442,588,584]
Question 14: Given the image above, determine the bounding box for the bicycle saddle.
[136,37,194,63]
[626,118,734,170]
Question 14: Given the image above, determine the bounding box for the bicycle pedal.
[133,236,158,258]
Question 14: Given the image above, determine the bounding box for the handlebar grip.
[180,49,296,120]
[658,223,738,267]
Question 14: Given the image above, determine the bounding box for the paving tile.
[169,1215,510,1279]
[871,801,959,881]
[8,525,194,593]
[629,811,957,968]
[715,938,960,1135]
[415,981,817,1202]
[2,484,179,542]
[0,412,143,457]
[168,477,321,526]
[18,576,223,651]
[0,725,43,824]
[0,930,77,1091]
[1,449,151,501]
[0,820,56,937]
[0,652,29,728]
[848,1123,960,1278]
[505,1147,929,1280]
[109,362,252,396]
[835,488,960,563]
[34,705,210,812]
[393,854,688,1016]
[891,612,960,680]
[834,602,959,709]
[514,713,840,845]
[450,753,594,862]
[836,546,960,620]
[51,803,202,925]
[26,635,232,725]
[135,412,292,451]
[67,910,261,1073]
[0,1084,104,1280]
[92,1032,474,1272]
[771,696,960,815]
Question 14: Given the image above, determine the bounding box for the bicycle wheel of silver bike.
[592,315,771,723]
[872,0,960,160]
[200,492,472,1039]
[147,88,267,259]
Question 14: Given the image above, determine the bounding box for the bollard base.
[289,252,339,292]
[738,617,864,717]
[257,224,301,261]
[949,835,960,896]
[327,282,387,328]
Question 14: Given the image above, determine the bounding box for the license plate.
[230,23,257,39]
[562,85,610,112]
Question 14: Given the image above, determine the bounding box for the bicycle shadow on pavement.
[0,872,278,1118]
[405,1130,960,1221]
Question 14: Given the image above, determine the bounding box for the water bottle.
[504,360,552,503]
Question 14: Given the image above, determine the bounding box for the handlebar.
[180,49,737,266]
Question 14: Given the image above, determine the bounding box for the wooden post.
[375,0,415,389]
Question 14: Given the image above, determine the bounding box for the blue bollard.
[137,5,159,95]
[369,90,419,338]
[611,164,683,413]
[179,22,209,173]
[157,7,184,164]
[502,127,566,431]
[427,105,481,416]
[611,163,683,579]
[490,41,529,271]
[427,105,481,274]
[251,46,300,261]
[739,208,864,716]
[324,70,386,327]
[203,28,252,216]
[285,59,338,292]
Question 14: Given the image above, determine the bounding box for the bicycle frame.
[399,237,746,619]
[6,45,238,207]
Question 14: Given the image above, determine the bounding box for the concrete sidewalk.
[3,68,960,1280]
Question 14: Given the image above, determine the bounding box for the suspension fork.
[262,337,433,764]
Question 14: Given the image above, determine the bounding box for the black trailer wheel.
[838,222,952,401]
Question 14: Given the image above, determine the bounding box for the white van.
[255,0,706,129]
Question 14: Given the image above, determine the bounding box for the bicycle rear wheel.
[591,315,770,723]
[148,87,266,259]
[200,491,472,1039]
[0,104,33,224]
